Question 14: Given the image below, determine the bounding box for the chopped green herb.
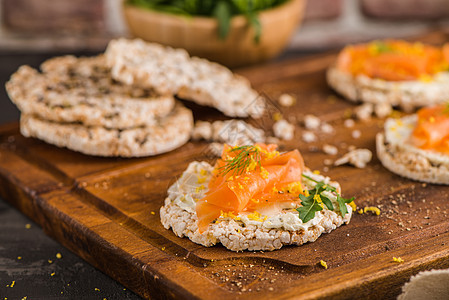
[213,1,232,39]
[297,174,354,223]
[126,0,288,42]
[374,41,393,54]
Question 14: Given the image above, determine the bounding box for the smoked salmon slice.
[410,105,449,154]
[196,144,305,232]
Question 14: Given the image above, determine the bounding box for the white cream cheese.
[167,161,213,213]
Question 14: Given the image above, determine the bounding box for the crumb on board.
[278,93,296,107]
[304,114,321,130]
[334,148,372,168]
[354,103,373,121]
[344,119,355,128]
[374,102,392,118]
[273,120,295,141]
[302,131,317,143]
[351,129,361,139]
[192,120,265,146]
[191,121,213,140]
[323,144,338,155]
[208,142,224,157]
[321,122,334,134]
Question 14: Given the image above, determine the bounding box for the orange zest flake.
[320,260,328,269]
[195,185,205,193]
[304,189,310,197]
[363,206,381,215]
[260,167,269,179]
[349,201,357,211]
[280,181,303,195]
[393,257,404,263]
[220,210,241,221]
[419,74,433,83]
[246,159,258,173]
[247,211,265,222]
[197,176,207,184]
[313,194,324,208]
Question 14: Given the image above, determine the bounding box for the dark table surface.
[0,52,141,300]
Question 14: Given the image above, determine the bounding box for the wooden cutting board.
[2,31,449,300]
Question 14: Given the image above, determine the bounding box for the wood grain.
[1,31,449,300]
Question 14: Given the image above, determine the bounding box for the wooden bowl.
[123,0,306,68]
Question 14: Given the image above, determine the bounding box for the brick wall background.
[1,0,449,53]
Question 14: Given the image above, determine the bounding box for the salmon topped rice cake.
[160,144,354,251]
[377,104,449,184]
[327,40,449,111]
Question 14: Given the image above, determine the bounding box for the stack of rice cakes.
[7,39,264,157]
[6,55,193,157]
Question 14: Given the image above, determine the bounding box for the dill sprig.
[218,145,262,176]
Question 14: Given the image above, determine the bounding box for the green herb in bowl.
[126,0,288,42]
